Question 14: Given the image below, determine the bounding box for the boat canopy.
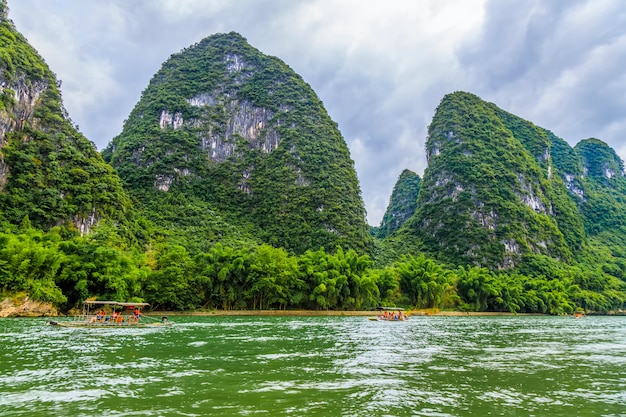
[84,301,150,307]
[375,306,405,311]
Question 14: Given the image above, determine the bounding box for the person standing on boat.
[133,307,141,321]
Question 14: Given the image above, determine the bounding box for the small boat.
[368,307,409,321]
[46,300,173,328]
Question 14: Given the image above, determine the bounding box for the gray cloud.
[8,0,626,225]
[460,0,626,158]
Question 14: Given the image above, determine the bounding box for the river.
[0,315,625,416]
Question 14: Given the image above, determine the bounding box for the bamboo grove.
[2,220,624,314]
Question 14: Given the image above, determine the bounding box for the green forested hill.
[404,92,572,268]
[0,4,131,233]
[373,169,420,239]
[379,92,626,313]
[386,94,625,276]
[0,1,624,315]
[103,32,372,255]
[0,2,147,307]
[575,138,626,235]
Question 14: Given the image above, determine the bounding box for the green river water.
[0,315,625,416]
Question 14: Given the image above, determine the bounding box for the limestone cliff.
[406,92,574,268]
[0,3,130,232]
[104,32,372,254]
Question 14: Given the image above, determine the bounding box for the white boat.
[46,300,172,328]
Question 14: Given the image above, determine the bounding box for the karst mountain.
[103,32,373,255]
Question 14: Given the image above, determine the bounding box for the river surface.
[0,315,625,416]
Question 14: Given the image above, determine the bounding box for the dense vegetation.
[372,169,421,239]
[384,92,626,312]
[2,219,624,313]
[402,92,584,268]
[0,4,132,232]
[0,8,624,315]
[103,32,373,256]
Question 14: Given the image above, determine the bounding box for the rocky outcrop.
[0,7,131,233]
[0,76,49,189]
[410,92,572,268]
[105,32,373,255]
[0,297,58,317]
[189,97,282,163]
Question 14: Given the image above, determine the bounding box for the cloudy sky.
[8,0,626,225]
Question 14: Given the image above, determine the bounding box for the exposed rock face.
[409,92,573,268]
[188,96,282,162]
[105,32,372,254]
[0,76,48,189]
[0,5,130,232]
[0,297,58,317]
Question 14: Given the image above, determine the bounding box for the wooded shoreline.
[2,298,621,318]
[146,309,541,317]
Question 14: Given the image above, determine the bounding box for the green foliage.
[396,254,453,309]
[576,138,624,179]
[391,92,592,269]
[104,32,373,256]
[374,169,420,238]
[0,10,134,233]
[0,226,66,304]
[1,16,625,316]
[572,139,626,236]
[456,266,499,311]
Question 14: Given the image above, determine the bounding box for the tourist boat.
[46,300,172,328]
[368,307,409,321]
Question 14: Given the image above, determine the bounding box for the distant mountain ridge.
[373,169,420,239]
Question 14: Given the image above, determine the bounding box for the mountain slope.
[374,169,420,239]
[104,32,372,254]
[488,106,586,253]
[0,2,130,232]
[405,92,573,268]
[575,138,626,236]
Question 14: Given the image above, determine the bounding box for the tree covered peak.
[104,30,372,255]
[0,2,132,233]
[575,138,625,179]
[374,169,420,239]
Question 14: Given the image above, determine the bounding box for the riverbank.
[144,309,534,317]
[0,297,57,318]
[1,298,528,318]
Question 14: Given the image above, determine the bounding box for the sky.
[7,0,626,225]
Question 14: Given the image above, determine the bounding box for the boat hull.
[46,320,173,328]
[368,316,409,321]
